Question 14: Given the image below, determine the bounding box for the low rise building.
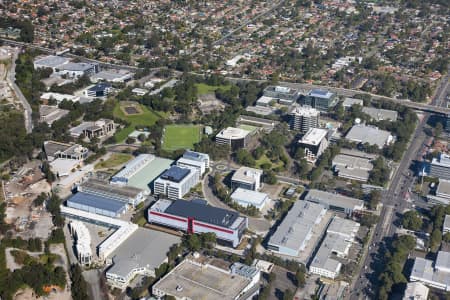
[342,97,363,109]
[148,199,248,247]
[231,188,270,211]
[403,282,429,300]
[267,201,327,256]
[110,154,154,186]
[66,192,128,218]
[43,141,88,161]
[444,215,450,233]
[91,69,133,83]
[69,119,115,139]
[231,167,263,191]
[410,251,450,291]
[34,55,70,71]
[300,89,338,112]
[304,189,364,215]
[263,85,299,105]
[256,95,276,107]
[57,62,98,78]
[288,105,320,133]
[362,107,398,122]
[40,92,80,104]
[39,105,69,125]
[84,82,113,98]
[345,124,393,148]
[298,128,329,163]
[215,127,251,151]
[154,166,199,200]
[430,153,450,180]
[332,150,374,182]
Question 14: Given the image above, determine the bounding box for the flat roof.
[44,141,72,157]
[256,95,276,105]
[106,228,180,278]
[309,233,344,273]
[88,82,112,92]
[300,128,328,146]
[160,166,191,183]
[326,217,360,239]
[309,89,334,99]
[231,188,269,206]
[232,167,262,184]
[305,189,364,211]
[345,125,391,148]
[182,150,209,162]
[268,201,326,254]
[164,199,240,228]
[67,192,127,214]
[342,97,363,107]
[34,55,70,68]
[444,215,450,230]
[92,69,132,81]
[245,105,275,116]
[411,253,450,288]
[289,105,320,117]
[362,107,398,121]
[60,62,94,72]
[437,180,450,197]
[436,251,450,271]
[216,127,250,140]
[80,179,143,199]
[153,258,252,300]
[126,157,173,192]
[432,153,450,168]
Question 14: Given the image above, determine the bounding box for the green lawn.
[113,102,165,142]
[94,153,133,170]
[195,83,231,95]
[255,153,284,170]
[162,124,201,151]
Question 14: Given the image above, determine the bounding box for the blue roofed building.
[153,166,199,199]
[300,89,338,112]
[66,192,128,218]
[85,82,113,98]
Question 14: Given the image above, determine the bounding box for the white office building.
[231,188,270,211]
[298,128,329,163]
[231,167,263,191]
[154,166,199,200]
[216,127,251,151]
[176,150,210,179]
[410,251,450,291]
[288,105,320,133]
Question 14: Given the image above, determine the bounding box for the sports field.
[162,124,201,151]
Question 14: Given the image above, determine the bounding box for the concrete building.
[263,85,299,105]
[66,192,128,218]
[33,55,70,71]
[403,282,429,300]
[68,221,92,265]
[40,92,80,104]
[342,97,363,110]
[298,128,329,163]
[176,150,210,178]
[78,179,146,207]
[154,166,199,200]
[215,127,251,151]
[288,105,320,132]
[332,150,375,182]
[43,141,88,161]
[345,124,393,148]
[148,199,248,247]
[39,105,69,125]
[304,189,364,215]
[410,251,450,291]
[309,217,360,279]
[57,62,98,78]
[231,167,263,191]
[430,153,450,180]
[300,89,338,112]
[256,95,276,107]
[106,228,180,289]
[237,115,278,132]
[152,254,260,300]
[91,69,133,83]
[362,107,398,122]
[444,215,450,233]
[427,179,450,205]
[84,82,112,98]
[111,154,155,186]
[69,119,115,139]
[231,188,270,211]
[267,201,327,256]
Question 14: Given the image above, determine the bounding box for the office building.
[298,128,329,163]
[39,105,69,125]
[263,85,299,105]
[154,166,199,199]
[69,119,115,139]
[304,189,364,215]
[332,150,375,182]
[153,254,260,300]
[215,127,251,151]
[34,55,70,71]
[410,251,450,291]
[430,153,450,180]
[237,115,278,132]
[40,92,80,104]
[67,192,128,218]
[105,228,180,289]
[403,282,429,300]
[78,179,146,207]
[43,141,88,161]
[231,167,263,191]
[288,105,320,132]
[231,188,270,211]
[342,97,363,110]
[256,95,276,107]
[300,89,338,112]
[68,221,92,266]
[362,107,398,122]
[57,62,98,78]
[176,150,210,178]
[84,82,112,98]
[91,69,133,83]
[345,124,393,148]
[267,201,327,256]
[309,217,360,279]
[148,199,247,247]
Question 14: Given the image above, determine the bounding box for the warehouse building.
[154,166,199,200]
[345,124,393,148]
[153,253,260,300]
[288,105,320,133]
[231,167,263,191]
[304,189,364,215]
[148,199,248,247]
[267,201,327,256]
[105,228,180,289]
[231,188,270,211]
[111,154,155,186]
[77,179,146,207]
[298,128,329,163]
[216,127,251,151]
[66,192,128,218]
[57,62,99,78]
[410,251,450,291]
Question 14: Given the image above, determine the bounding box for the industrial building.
[267,201,327,256]
[69,119,115,139]
[288,105,320,133]
[91,69,133,83]
[304,189,364,215]
[148,199,248,247]
[176,150,210,178]
[300,89,338,112]
[403,282,429,300]
[231,167,263,191]
[215,127,251,151]
[332,150,375,182]
[298,128,329,163]
[309,217,360,279]
[43,141,89,161]
[39,105,69,125]
[105,228,180,289]
[362,107,398,122]
[66,192,128,218]
[33,55,70,71]
[231,188,270,211]
[57,62,99,78]
[154,166,199,199]
[263,85,299,105]
[111,154,155,185]
[78,179,147,207]
[345,124,393,148]
[410,251,450,291]
[152,254,260,300]
[429,153,450,180]
[84,82,112,98]
[68,221,92,265]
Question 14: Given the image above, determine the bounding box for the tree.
[402,210,422,231]
[264,171,277,184]
[283,289,294,300]
[69,264,89,300]
[430,229,442,252]
[236,149,255,167]
[368,190,381,210]
[295,269,305,287]
[435,122,443,137]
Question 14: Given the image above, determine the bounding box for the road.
[6,48,33,133]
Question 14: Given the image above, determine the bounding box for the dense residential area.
[0,1,448,300]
